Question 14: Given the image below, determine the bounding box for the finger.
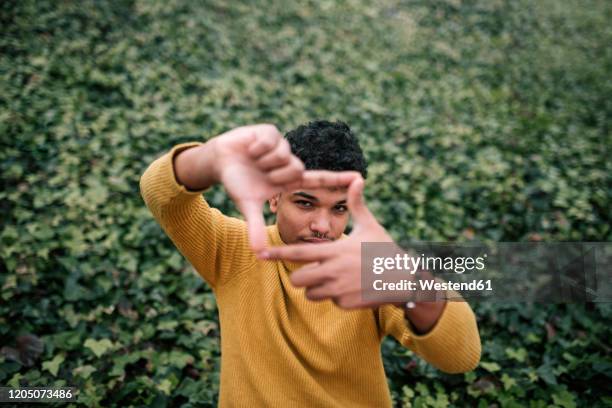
[347,176,376,226]
[305,282,336,301]
[333,292,380,310]
[267,157,305,185]
[291,261,335,287]
[247,126,282,159]
[301,258,359,301]
[239,200,267,252]
[283,170,361,191]
[261,241,336,262]
[255,139,292,171]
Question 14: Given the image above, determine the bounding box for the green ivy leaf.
[552,389,577,408]
[157,320,179,331]
[73,364,97,379]
[84,338,114,357]
[501,373,517,391]
[8,373,23,388]
[536,365,557,385]
[505,347,528,363]
[480,361,501,372]
[42,353,65,377]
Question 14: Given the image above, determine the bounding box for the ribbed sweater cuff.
[164,141,208,196]
[401,298,480,373]
[139,141,208,217]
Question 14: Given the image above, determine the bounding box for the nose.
[310,214,332,236]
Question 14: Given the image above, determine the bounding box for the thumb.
[347,177,375,227]
[240,200,268,253]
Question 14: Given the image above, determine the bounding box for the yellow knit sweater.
[139,142,481,407]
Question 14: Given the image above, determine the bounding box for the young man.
[140,121,480,407]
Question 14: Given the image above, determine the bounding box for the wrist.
[207,137,224,184]
[173,139,221,191]
[400,300,446,335]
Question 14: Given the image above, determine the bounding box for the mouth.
[300,238,332,244]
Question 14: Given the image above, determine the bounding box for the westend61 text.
[372,279,493,292]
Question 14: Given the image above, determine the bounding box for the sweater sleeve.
[377,290,481,374]
[139,142,252,290]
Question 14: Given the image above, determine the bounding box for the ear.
[268,193,280,213]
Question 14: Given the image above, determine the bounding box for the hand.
[260,176,396,309]
[212,124,303,252]
[213,124,362,253]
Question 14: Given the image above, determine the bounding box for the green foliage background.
[1,0,611,406]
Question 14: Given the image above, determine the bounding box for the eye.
[295,200,313,208]
[334,205,348,214]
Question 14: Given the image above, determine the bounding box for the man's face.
[269,187,350,245]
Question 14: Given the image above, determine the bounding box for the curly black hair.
[284,120,368,179]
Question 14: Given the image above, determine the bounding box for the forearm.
[140,140,245,289]
[402,300,446,334]
[392,270,446,334]
[173,138,220,191]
